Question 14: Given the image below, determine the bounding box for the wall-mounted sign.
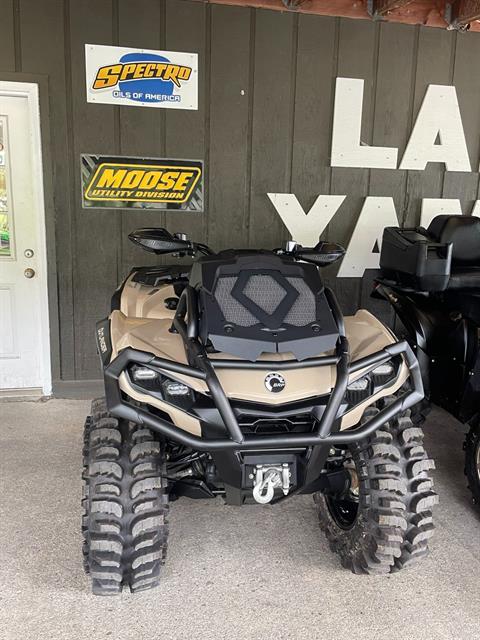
[331,78,472,172]
[81,155,203,211]
[266,76,480,278]
[85,44,198,110]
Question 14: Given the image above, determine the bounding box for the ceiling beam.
[281,0,304,7]
[368,0,415,18]
[447,0,480,29]
[195,0,480,31]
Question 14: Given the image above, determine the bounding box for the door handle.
[24,268,35,279]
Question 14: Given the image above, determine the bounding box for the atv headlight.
[346,375,371,405]
[129,365,161,391]
[131,366,159,381]
[128,365,195,411]
[371,362,395,386]
[162,379,190,397]
[161,378,194,409]
[347,377,369,392]
[345,359,399,409]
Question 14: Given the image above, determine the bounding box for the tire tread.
[315,400,437,575]
[82,397,169,595]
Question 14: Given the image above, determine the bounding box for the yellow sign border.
[84,162,201,204]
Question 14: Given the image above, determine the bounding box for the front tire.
[82,398,169,595]
[465,421,480,506]
[315,405,438,574]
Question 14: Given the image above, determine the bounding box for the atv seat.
[427,215,480,265]
[443,267,480,290]
[427,216,480,291]
[380,215,480,292]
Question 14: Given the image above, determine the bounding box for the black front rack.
[103,286,423,452]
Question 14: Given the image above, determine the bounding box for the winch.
[251,463,291,504]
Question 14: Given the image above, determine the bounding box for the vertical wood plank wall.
[1,0,479,380]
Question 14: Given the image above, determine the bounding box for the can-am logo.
[265,373,286,393]
[97,327,108,354]
[86,44,198,110]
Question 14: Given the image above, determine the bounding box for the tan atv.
[82,228,438,595]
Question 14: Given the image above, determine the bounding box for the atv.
[82,228,437,595]
[374,214,480,506]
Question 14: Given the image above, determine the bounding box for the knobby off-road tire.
[465,422,480,506]
[82,397,169,595]
[315,404,438,574]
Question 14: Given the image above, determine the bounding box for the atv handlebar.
[129,228,345,265]
[129,228,214,257]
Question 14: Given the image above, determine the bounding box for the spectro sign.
[85,44,198,110]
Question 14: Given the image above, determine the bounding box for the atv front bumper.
[99,290,423,453]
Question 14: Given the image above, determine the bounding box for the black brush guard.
[103,286,423,452]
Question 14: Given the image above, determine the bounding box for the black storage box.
[380,227,452,292]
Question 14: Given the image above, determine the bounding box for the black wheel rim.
[325,494,359,530]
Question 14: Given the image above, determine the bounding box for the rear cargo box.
[380,227,452,292]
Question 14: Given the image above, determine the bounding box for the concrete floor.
[1,401,479,640]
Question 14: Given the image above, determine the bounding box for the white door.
[0,83,51,396]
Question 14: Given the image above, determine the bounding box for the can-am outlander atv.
[375,214,480,506]
[82,228,437,595]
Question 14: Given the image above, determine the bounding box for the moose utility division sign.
[85,44,198,110]
[81,155,203,211]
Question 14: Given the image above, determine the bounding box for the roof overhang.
[193,0,480,32]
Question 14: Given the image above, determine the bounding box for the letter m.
[96,167,127,189]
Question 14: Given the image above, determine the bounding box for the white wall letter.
[267,193,346,246]
[331,78,398,169]
[337,197,398,278]
[399,85,471,172]
[470,200,480,218]
[420,198,462,229]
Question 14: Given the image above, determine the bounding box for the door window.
[0,117,13,257]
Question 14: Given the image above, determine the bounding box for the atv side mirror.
[295,242,345,266]
[128,228,191,255]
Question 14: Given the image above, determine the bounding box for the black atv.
[82,228,437,595]
[375,214,480,505]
